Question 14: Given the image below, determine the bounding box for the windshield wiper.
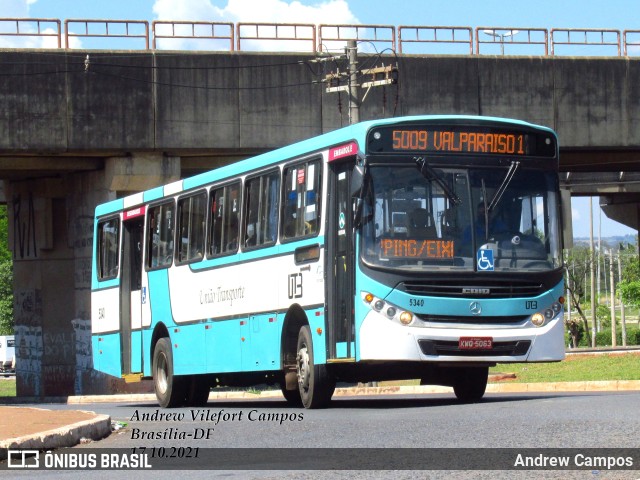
[414,157,461,205]
[487,160,520,213]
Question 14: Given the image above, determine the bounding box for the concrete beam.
[600,194,640,232]
[105,154,180,192]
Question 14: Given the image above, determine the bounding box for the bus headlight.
[531,312,545,327]
[399,311,413,325]
[362,292,415,327]
[531,301,563,327]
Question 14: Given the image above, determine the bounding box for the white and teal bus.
[91,115,566,408]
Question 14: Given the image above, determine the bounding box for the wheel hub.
[296,345,310,390]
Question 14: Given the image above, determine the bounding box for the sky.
[2,0,639,238]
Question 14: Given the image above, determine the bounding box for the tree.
[0,206,13,335]
[564,246,591,347]
[618,253,640,309]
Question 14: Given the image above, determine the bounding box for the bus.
[91,115,567,408]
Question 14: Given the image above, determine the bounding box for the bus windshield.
[361,162,562,272]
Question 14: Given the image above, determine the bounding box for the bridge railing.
[318,24,395,53]
[2,18,640,57]
[65,19,149,50]
[550,28,621,56]
[397,26,472,54]
[476,27,548,56]
[0,18,61,48]
[152,21,234,50]
[623,30,640,56]
[236,23,316,52]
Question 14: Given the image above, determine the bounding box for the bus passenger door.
[327,161,356,360]
[120,216,144,376]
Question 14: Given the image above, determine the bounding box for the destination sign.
[392,129,527,155]
[367,125,557,157]
[379,238,454,260]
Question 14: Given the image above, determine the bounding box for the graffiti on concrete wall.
[12,193,37,259]
[72,318,93,395]
[70,214,94,253]
[15,325,42,396]
[14,288,43,396]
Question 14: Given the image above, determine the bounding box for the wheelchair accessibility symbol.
[477,249,494,271]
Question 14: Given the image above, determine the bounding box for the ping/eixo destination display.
[379,238,454,260]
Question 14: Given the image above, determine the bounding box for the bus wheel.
[153,338,186,408]
[296,326,335,409]
[453,366,488,403]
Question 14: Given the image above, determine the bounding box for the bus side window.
[147,202,174,269]
[244,171,279,248]
[282,159,321,240]
[97,217,120,280]
[177,192,206,264]
[209,182,240,256]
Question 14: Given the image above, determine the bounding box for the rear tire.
[453,367,488,403]
[153,337,187,408]
[296,326,335,409]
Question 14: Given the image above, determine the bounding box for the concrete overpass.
[2,24,640,396]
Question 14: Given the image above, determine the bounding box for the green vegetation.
[0,379,16,396]
[0,205,13,335]
[490,353,640,383]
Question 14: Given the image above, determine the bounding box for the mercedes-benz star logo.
[469,301,482,315]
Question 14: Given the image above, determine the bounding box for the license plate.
[459,337,493,350]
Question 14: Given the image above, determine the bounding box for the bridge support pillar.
[105,153,180,193]
[8,154,181,397]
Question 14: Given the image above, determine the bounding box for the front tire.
[296,326,335,409]
[453,367,488,403]
[153,337,186,408]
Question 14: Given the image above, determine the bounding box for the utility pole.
[324,41,397,125]
[609,249,617,347]
[618,254,627,346]
[589,197,597,347]
[347,40,360,125]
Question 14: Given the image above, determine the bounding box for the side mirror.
[350,163,365,198]
[560,189,573,249]
[351,163,366,228]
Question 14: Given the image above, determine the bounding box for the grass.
[0,378,16,396]
[490,352,640,383]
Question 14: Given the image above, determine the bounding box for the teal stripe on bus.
[95,198,124,218]
[144,186,165,203]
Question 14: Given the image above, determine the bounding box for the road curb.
[0,408,111,459]
[2,379,635,405]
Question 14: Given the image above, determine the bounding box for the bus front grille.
[415,314,529,325]
[418,339,531,357]
[400,280,543,298]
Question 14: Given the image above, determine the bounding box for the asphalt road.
[6,391,640,479]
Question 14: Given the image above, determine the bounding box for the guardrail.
[1,18,639,56]
[237,22,316,52]
[0,18,61,48]
[152,20,234,50]
[476,27,548,56]
[398,26,472,55]
[550,28,621,56]
[64,19,149,50]
[319,24,395,52]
